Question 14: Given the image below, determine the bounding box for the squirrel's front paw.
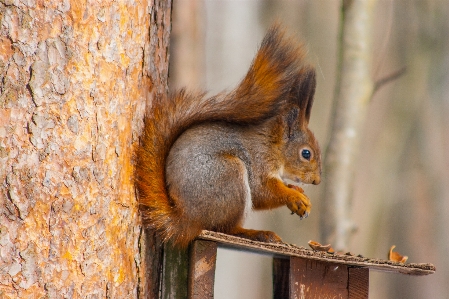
[286,184,311,219]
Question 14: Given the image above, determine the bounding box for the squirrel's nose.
[312,177,321,185]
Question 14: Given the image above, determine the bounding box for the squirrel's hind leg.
[166,152,250,237]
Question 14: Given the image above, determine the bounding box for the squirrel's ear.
[284,106,299,138]
[290,67,316,124]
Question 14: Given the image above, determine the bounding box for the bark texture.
[0,0,171,297]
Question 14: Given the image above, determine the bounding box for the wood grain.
[188,240,218,299]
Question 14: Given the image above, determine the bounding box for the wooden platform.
[185,230,435,298]
[198,230,435,276]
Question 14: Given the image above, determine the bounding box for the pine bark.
[0,0,171,297]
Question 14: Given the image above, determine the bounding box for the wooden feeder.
[184,231,435,299]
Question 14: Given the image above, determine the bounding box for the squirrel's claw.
[300,211,309,220]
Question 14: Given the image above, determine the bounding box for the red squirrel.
[136,25,321,247]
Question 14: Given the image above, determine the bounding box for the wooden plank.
[290,257,349,298]
[188,240,218,299]
[273,257,290,298]
[198,230,435,276]
[161,242,190,299]
[144,229,164,299]
[348,267,369,299]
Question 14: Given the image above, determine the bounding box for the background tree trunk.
[319,0,377,251]
[0,0,171,297]
[169,0,205,90]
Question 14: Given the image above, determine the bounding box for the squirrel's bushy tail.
[135,25,309,246]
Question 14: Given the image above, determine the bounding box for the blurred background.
[169,1,449,298]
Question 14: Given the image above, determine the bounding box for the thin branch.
[372,66,407,96]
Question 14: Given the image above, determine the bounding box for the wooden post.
[273,257,290,298]
[273,256,369,298]
[348,267,369,298]
[188,240,218,299]
[161,242,190,299]
[290,257,349,298]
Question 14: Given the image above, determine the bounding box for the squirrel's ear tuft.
[303,68,316,124]
[290,67,316,124]
[284,106,300,138]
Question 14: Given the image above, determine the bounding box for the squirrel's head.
[278,67,321,185]
[282,126,321,185]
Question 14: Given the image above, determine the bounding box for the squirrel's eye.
[301,149,311,160]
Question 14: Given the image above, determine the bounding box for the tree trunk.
[0,0,171,297]
[169,0,205,90]
[320,0,377,251]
